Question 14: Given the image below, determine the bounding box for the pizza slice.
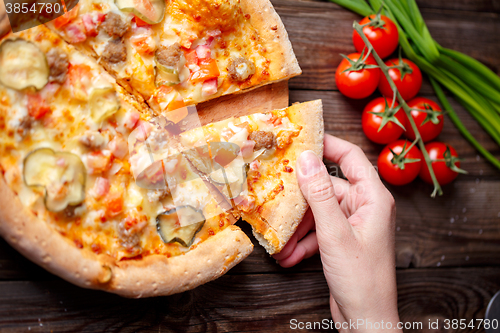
[44,0,301,114]
[179,100,324,254]
[0,25,253,297]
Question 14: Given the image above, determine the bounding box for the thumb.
[296,151,352,249]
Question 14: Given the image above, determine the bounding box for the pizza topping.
[46,49,69,84]
[116,0,165,25]
[209,157,247,200]
[240,140,256,159]
[0,39,49,91]
[89,87,121,122]
[227,57,256,82]
[102,39,128,64]
[195,44,211,60]
[27,94,51,120]
[23,148,86,212]
[201,78,218,97]
[155,43,183,87]
[82,13,106,37]
[108,136,128,159]
[92,177,110,199]
[86,150,112,174]
[101,12,130,38]
[64,22,88,44]
[123,109,141,129]
[68,64,92,100]
[130,34,157,55]
[118,214,147,249]
[104,191,125,217]
[146,188,171,203]
[53,5,79,29]
[156,205,205,247]
[249,131,275,150]
[190,58,219,83]
[79,130,106,150]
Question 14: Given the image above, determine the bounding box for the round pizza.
[0,1,324,297]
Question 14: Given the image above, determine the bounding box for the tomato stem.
[353,21,443,197]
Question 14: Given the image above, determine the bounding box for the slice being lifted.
[180,100,324,254]
[45,0,301,114]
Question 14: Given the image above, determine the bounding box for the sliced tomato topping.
[27,94,51,120]
[130,35,156,55]
[105,192,124,217]
[190,58,220,83]
[133,16,151,27]
[68,64,92,99]
[185,49,198,66]
[167,98,186,112]
[54,5,79,29]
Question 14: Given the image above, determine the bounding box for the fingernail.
[298,150,322,177]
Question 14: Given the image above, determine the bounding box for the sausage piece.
[227,57,256,82]
[101,12,130,38]
[155,43,182,68]
[249,131,275,150]
[46,49,68,84]
[102,38,127,64]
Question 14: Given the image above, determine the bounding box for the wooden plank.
[196,81,289,125]
[272,0,500,92]
[0,267,498,332]
[416,0,500,13]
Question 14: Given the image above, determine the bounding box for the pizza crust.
[240,0,301,82]
[0,176,253,297]
[242,100,324,254]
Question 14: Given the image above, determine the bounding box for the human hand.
[273,134,400,332]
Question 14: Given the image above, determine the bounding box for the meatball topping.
[155,43,182,68]
[102,39,127,64]
[46,49,69,84]
[227,57,256,82]
[101,12,130,38]
[249,131,275,150]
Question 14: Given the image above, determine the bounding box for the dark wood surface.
[1,0,500,332]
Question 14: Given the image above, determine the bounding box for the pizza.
[42,0,301,114]
[0,5,323,297]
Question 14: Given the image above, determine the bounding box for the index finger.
[323,134,380,185]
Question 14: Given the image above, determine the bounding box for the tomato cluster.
[336,14,463,187]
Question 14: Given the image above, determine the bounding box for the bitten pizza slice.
[0,25,253,297]
[179,100,324,254]
[44,0,301,114]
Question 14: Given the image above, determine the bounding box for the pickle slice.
[156,205,205,247]
[0,39,49,91]
[116,0,165,25]
[155,63,181,87]
[23,148,86,212]
[89,87,120,122]
[209,157,247,200]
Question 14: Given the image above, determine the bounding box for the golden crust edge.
[240,0,302,80]
[243,100,324,254]
[0,175,253,297]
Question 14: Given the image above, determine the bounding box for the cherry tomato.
[378,58,422,101]
[378,140,423,186]
[335,52,381,99]
[362,97,406,144]
[353,15,399,59]
[405,97,444,142]
[419,142,461,185]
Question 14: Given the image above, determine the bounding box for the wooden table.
[1,0,500,331]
